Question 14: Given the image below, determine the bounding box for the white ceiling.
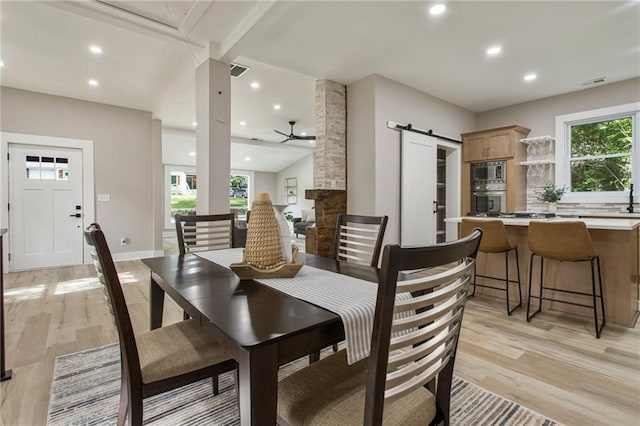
[1,1,639,171]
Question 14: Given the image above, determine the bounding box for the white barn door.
[401,131,438,246]
[9,145,84,270]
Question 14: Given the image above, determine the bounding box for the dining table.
[141,250,379,426]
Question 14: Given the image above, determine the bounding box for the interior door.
[401,131,437,246]
[9,145,83,270]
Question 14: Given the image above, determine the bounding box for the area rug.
[48,343,559,425]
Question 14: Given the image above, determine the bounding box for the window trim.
[555,102,640,204]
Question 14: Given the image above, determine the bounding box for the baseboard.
[111,250,164,262]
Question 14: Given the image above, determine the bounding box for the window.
[556,103,640,203]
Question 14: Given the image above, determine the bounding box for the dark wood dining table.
[141,252,378,426]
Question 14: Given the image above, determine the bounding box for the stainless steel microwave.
[472,161,506,183]
[472,191,506,213]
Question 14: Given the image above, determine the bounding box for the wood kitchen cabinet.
[461,125,530,214]
[462,125,528,162]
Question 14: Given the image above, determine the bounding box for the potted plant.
[536,183,566,212]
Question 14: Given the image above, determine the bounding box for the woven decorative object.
[230,193,302,279]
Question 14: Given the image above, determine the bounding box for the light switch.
[97,194,110,202]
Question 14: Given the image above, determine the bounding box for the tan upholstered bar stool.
[527,221,605,338]
[461,218,522,315]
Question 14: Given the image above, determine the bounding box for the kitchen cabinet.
[462,126,527,162]
[461,125,530,214]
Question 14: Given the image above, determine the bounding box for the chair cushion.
[137,319,231,384]
[278,350,436,426]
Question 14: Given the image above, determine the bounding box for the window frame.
[555,102,640,204]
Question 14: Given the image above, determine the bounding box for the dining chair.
[279,229,482,426]
[84,224,237,426]
[175,213,236,320]
[334,213,389,267]
[175,213,236,254]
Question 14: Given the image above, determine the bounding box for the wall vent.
[230,63,250,78]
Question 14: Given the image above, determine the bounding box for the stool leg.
[527,254,542,322]
[515,249,522,309]
[506,249,522,315]
[590,258,600,338]
[597,257,606,328]
[505,251,511,314]
[468,260,477,298]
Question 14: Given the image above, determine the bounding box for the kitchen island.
[446,217,640,327]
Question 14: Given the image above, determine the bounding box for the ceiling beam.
[218,1,278,62]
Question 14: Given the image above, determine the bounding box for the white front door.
[9,145,84,270]
[401,131,438,246]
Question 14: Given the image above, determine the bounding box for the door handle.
[433,200,438,214]
[489,200,494,210]
[70,213,82,218]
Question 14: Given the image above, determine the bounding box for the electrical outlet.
[120,237,127,246]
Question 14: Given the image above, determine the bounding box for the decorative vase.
[230,193,302,279]
[546,202,557,213]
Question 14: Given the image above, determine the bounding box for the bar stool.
[527,221,605,338]
[461,218,522,315]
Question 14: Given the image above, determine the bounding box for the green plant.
[284,212,295,222]
[536,183,567,203]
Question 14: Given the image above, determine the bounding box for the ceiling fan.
[274,121,316,143]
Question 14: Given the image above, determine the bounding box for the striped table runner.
[196,249,380,364]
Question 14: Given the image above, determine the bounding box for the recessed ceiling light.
[244,157,251,161]
[309,140,314,144]
[273,104,281,110]
[239,121,247,126]
[0,60,4,67]
[189,152,196,156]
[486,46,501,56]
[250,81,260,89]
[524,73,537,81]
[89,45,102,54]
[301,132,306,136]
[429,4,446,15]
[88,79,99,87]
[192,121,198,127]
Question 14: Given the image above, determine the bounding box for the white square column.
[195,58,231,214]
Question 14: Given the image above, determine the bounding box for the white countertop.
[558,210,640,219]
[445,216,640,230]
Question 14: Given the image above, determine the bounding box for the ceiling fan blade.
[274,130,289,137]
[279,138,291,143]
[297,135,316,140]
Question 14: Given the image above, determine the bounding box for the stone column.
[195,58,231,214]
[314,80,346,189]
[306,80,347,257]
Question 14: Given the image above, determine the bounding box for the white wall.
[254,171,277,200]
[0,86,156,256]
[347,75,477,245]
[276,154,314,218]
[477,78,640,137]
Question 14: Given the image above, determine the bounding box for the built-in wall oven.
[471,161,507,213]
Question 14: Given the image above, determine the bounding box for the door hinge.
[7,253,10,261]
[7,203,9,211]
[6,153,9,160]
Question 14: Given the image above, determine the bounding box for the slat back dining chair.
[334,213,389,267]
[175,213,235,254]
[84,224,236,426]
[278,229,483,426]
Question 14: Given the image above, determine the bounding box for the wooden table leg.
[238,344,278,426]
[149,275,165,330]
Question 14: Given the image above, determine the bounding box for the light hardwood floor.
[1,260,638,425]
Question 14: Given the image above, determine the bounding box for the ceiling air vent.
[582,77,606,86]
[230,63,250,78]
